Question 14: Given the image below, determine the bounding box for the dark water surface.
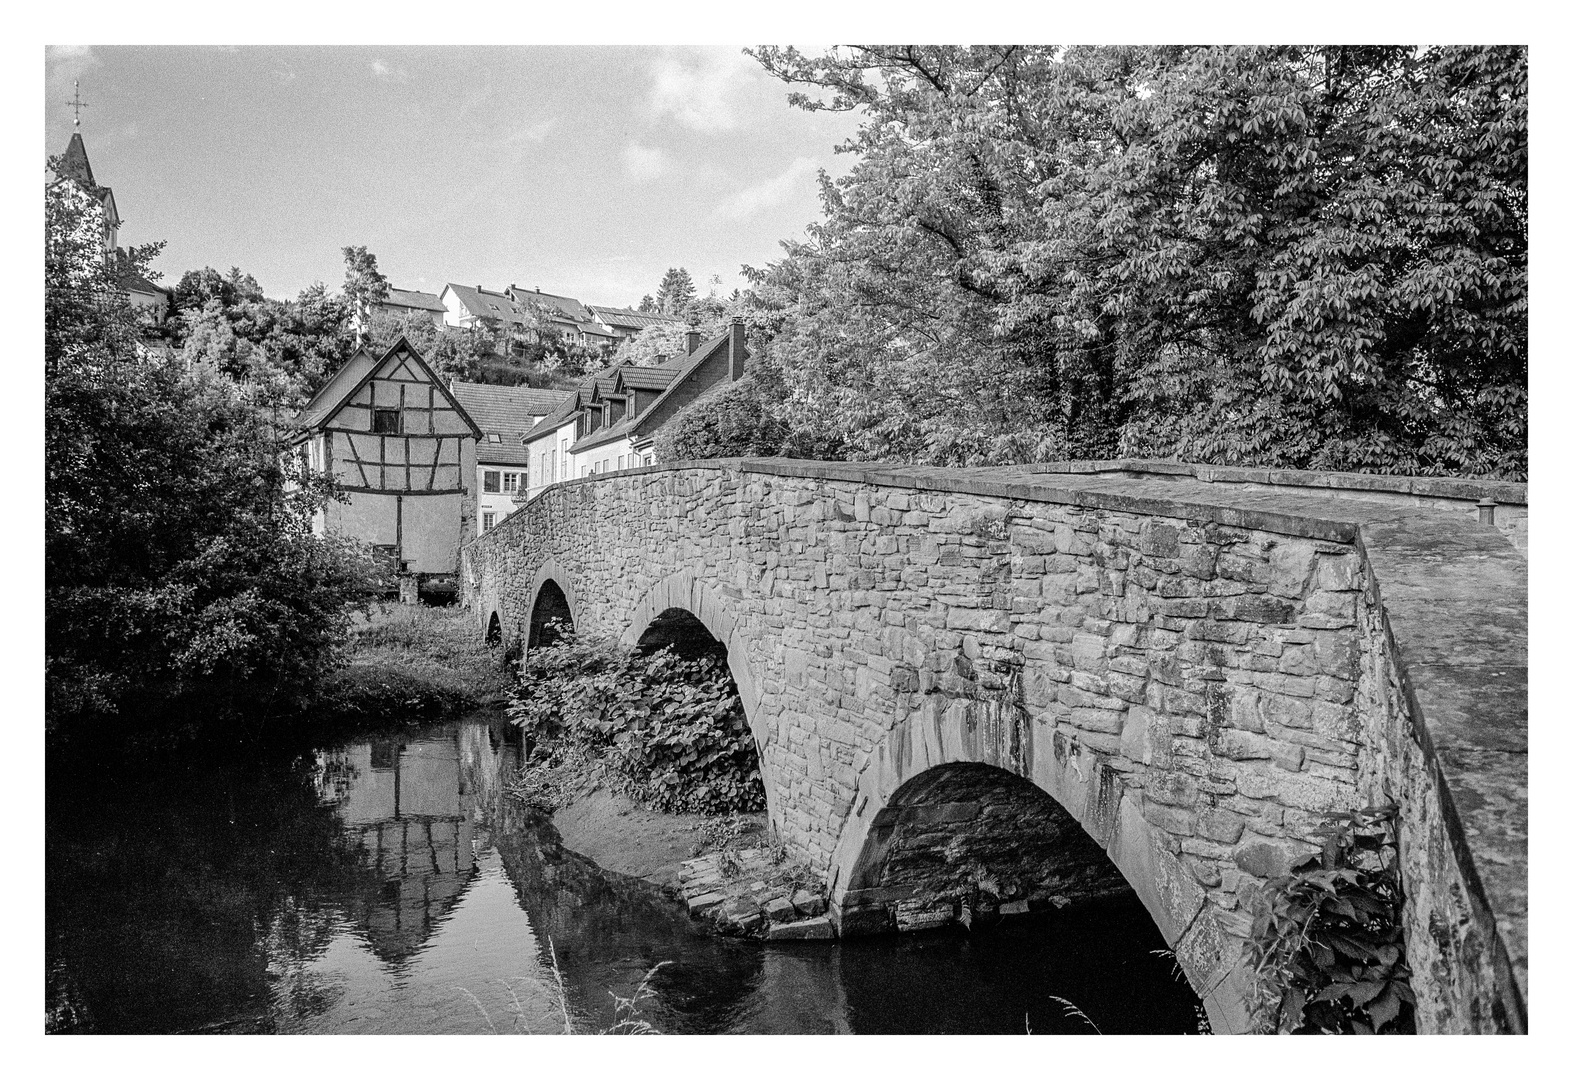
[46,717,1203,1034]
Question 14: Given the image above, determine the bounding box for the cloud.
[715,158,819,220]
[623,141,670,182]
[273,69,298,85]
[47,45,99,92]
[649,48,753,132]
[502,118,555,146]
[370,59,408,82]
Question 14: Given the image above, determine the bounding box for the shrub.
[1247,805,1416,1034]
[508,628,765,814]
[652,377,788,461]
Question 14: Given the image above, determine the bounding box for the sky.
[43,45,863,307]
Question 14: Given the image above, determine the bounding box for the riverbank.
[349,603,773,894]
[315,601,515,721]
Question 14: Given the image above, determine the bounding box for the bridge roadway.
[462,457,1527,1034]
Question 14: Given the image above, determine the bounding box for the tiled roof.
[587,305,682,332]
[443,283,535,326]
[295,346,379,430]
[120,269,167,296]
[451,382,572,441]
[617,366,680,391]
[506,286,593,324]
[382,287,446,313]
[623,332,739,438]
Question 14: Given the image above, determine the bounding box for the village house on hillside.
[585,304,684,340]
[438,282,683,352]
[522,318,748,498]
[354,285,448,335]
[449,381,572,534]
[291,337,481,602]
[51,127,171,324]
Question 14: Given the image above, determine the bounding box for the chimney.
[686,329,702,355]
[729,318,746,382]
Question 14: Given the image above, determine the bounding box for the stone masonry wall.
[464,466,1393,1032]
[1353,571,1523,1033]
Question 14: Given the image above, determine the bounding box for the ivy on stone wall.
[1247,804,1416,1034]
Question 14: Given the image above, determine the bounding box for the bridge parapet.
[463,457,1525,1033]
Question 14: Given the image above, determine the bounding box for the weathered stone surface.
[1232,834,1318,879]
[767,915,836,940]
[465,457,1526,1033]
[791,889,826,918]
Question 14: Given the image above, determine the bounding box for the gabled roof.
[623,332,738,437]
[506,286,593,324]
[443,283,533,325]
[452,382,571,437]
[382,287,446,313]
[616,366,681,392]
[293,337,482,439]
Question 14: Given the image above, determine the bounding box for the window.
[502,472,519,493]
[483,470,500,493]
[487,432,502,443]
[482,511,496,531]
[618,455,626,470]
[372,407,401,434]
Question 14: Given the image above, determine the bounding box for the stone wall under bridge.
[462,458,1527,1035]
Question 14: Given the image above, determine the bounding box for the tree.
[172,265,263,313]
[654,267,696,316]
[747,46,1527,478]
[46,165,372,736]
[652,377,788,461]
[637,294,657,313]
[342,244,389,342]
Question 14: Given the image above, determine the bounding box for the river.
[45,716,1204,1034]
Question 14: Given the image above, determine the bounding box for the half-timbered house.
[293,337,481,600]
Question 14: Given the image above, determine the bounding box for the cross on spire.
[65,80,89,128]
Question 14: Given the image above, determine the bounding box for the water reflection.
[46,717,1201,1035]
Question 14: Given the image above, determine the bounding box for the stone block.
[687,891,727,917]
[764,896,798,923]
[1232,833,1320,879]
[768,915,836,941]
[1266,542,1316,599]
[791,890,827,918]
[1316,553,1360,592]
[1213,729,1275,761]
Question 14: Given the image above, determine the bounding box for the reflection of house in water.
[317,728,484,964]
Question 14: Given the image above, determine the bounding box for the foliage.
[172,265,263,312]
[309,663,476,722]
[170,270,356,397]
[508,628,765,814]
[1247,805,1415,1034]
[652,377,788,460]
[654,267,696,315]
[746,46,1527,479]
[45,166,375,734]
[341,244,389,337]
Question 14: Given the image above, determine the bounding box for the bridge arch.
[521,558,582,656]
[621,570,779,833]
[827,702,1252,1034]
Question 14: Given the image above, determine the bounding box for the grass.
[312,602,514,721]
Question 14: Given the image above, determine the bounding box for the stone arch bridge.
[461,458,1527,1034]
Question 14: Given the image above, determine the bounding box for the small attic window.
[487,432,502,443]
[372,407,401,434]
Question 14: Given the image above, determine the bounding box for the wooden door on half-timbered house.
[294,337,481,580]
